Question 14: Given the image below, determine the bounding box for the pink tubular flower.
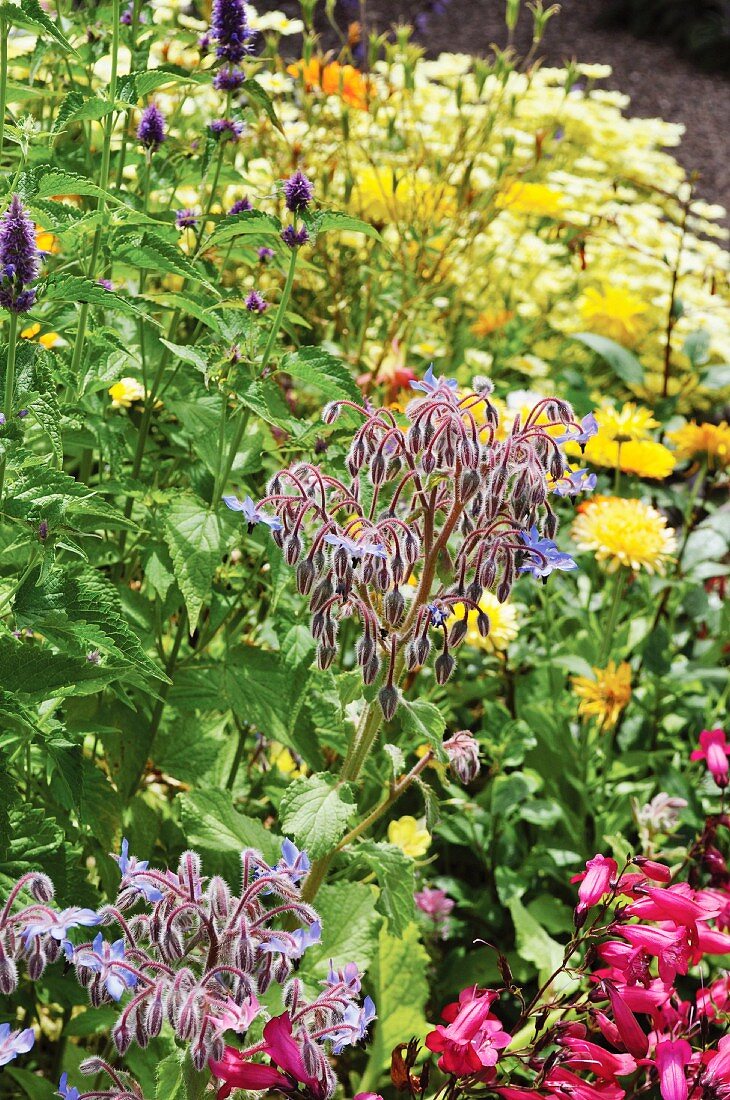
[632,857,672,883]
[425,986,511,1077]
[354,1094,384,1100]
[605,982,649,1058]
[573,855,618,921]
[655,1039,692,1100]
[702,1034,730,1095]
[691,728,730,788]
[560,1035,637,1078]
[209,1013,328,1100]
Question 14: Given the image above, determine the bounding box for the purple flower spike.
[211,0,251,63]
[0,195,40,314]
[0,1022,35,1067]
[245,289,267,313]
[223,494,283,532]
[209,118,245,142]
[283,169,314,213]
[281,224,310,249]
[228,196,252,216]
[214,65,245,91]
[258,246,275,261]
[175,208,198,230]
[137,103,166,149]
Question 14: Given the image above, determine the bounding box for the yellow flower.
[387,815,430,859]
[21,323,61,349]
[593,402,659,443]
[496,181,567,219]
[35,226,60,254]
[351,166,454,224]
[667,421,730,470]
[581,437,675,480]
[109,377,146,408]
[571,496,677,574]
[270,744,307,779]
[572,661,632,729]
[447,592,519,652]
[579,285,648,346]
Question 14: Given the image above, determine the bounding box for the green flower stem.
[226,717,248,791]
[0,311,20,502]
[335,748,435,852]
[213,247,298,504]
[70,0,121,396]
[598,567,627,666]
[0,14,8,158]
[0,547,38,616]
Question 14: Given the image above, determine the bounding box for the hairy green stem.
[335,749,435,852]
[0,15,8,158]
[0,311,19,501]
[70,0,121,396]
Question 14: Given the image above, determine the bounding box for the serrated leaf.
[399,698,447,759]
[32,167,111,202]
[8,0,76,53]
[52,90,115,135]
[309,209,381,241]
[122,65,212,101]
[279,774,355,859]
[303,881,379,976]
[242,77,284,133]
[0,636,120,696]
[44,273,143,316]
[572,332,644,385]
[118,230,213,290]
[354,841,415,936]
[278,346,360,401]
[164,494,222,632]
[179,789,279,882]
[236,377,298,432]
[210,209,282,247]
[159,338,210,376]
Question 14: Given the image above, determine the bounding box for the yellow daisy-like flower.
[592,402,659,443]
[579,285,648,346]
[108,377,146,408]
[21,323,61,349]
[571,496,677,574]
[572,660,632,729]
[667,421,730,470]
[581,437,675,480]
[387,815,430,859]
[496,180,566,219]
[447,592,519,652]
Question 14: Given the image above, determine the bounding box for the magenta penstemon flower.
[691,727,730,789]
[0,195,41,313]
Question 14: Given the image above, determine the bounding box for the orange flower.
[287,57,369,110]
[470,308,514,337]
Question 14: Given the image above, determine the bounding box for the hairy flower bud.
[384,588,405,627]
[317,643,337,670]
[435,651,455,685]
[443,730,480,784]
[449,617,469,647]
[362,654,380,685]
[296,558,316,595]
[322,401,340,425]
[378,683,399,720]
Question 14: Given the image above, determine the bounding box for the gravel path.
[259,0,730,220]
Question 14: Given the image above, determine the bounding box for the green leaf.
[236,377,299,432]
[164,495,222,632]
[210,209,282,247]
[279,774,355,859]
[308,209,382,241]
[354,841,415,936]
[44,273,143,316]
[683,329,710,367]
[278,346,360,401]
[0,635,119,697]
[156,1049,209,1100]
[507,895,565,983]
[117,230,213,289]
[4,1067,59,1100]
[572,332,644,385]
[242,77,284,133]
[15,567,166,683]
[31,167,110,202]
[223,645,312,750]
[303,881,379,976]
[7,0,76,52]
[123,65,212,100]
[360,923,429,1085]
[699,364,730,390]
[399,698,447,759]
[179,789,279,881]
[52,91,115,134]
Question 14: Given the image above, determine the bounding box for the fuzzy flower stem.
[0,311,18,501]
[0,12,7,157]
[70,0,121,399]
[336,749,435,853]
